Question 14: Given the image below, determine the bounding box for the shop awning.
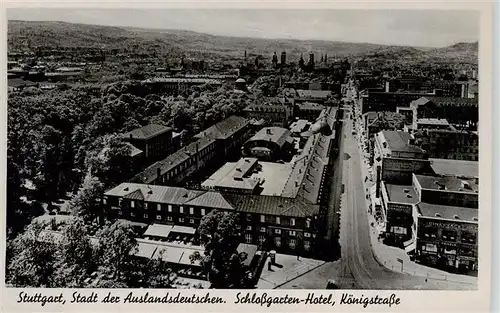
[404,240,416,253]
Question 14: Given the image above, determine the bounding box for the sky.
[7,9,479,48]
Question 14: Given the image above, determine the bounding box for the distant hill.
[420,42,478,64]
[7,20,477,63]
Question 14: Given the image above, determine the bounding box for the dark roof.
[123,124,172,140]
[8,78,37,88]
[417,202,478,222]
[130,137,216,184]
[105,182,319,218]
[369,112,405,129]
[430,97,478,107]
[224,193,320,218]
[194,115,249,140]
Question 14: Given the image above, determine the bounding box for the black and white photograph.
[4,6,487,295]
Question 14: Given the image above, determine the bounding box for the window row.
[245,226,314,237]
[118,211,198,224]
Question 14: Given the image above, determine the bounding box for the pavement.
[256,253,325,289]
[348,100,478,289]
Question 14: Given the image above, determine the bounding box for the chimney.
[157,167,161,179]
[129,134,133,139]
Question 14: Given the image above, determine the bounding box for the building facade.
[122,124,173,163]
[103,183,323,257]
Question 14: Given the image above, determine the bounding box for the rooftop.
[416,118,450,126]
[8,78,37,88]
[193,115,249,141]
[430,158,478,178]
[143,223,173,239]
[417,202,478,222]
[289,119,310,134]
[144,77,222,85]
[379,131,426,154]
[130,137,216,184]
[123,124,172,141]
[201,158,261,192]
[296,90,332,99]
[384,184,419,204]
[105,182,319,218]
[247,127,292,148]
[412,96,478,108]
[414,174,478,193]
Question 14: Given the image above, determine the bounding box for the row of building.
[103,105,344,259]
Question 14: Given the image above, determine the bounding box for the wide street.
[280,82,475,290]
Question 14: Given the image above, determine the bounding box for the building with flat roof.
[201,158,262,194]
[289,119,311,136]
[373,130,431,184]
[295,90,332,104]
[380,182,420,246]
[413,174,478,209]
[429,159,478,179]
[377,172,478,274]
[413,202,477,273]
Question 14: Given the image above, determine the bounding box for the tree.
[86,134,134,188]
[191,211,252,288]
[95,221,138,281]
[144,249,177,288]
[52,218,97,287]
[70,174,104,220]
[7,221,58,287]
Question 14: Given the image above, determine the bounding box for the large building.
[130,116,253,185]
[294,90,332,104]
[242,101,294,127]
[413,202,478,273]
[142,77,222,95]
[105,106,344,259]
[378,173,478,274]
[242,127,294,161]
[360,93,478,130]
[414,129,479,161]
[409,96,478,129]
[122,124,173,163]
[193,115,252,156]
[373,130,431,184]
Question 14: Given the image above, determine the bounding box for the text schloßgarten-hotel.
[234,292,401,308]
